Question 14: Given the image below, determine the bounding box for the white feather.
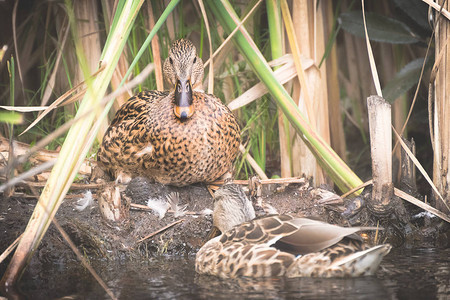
[75,190,94,211]
[166,192,187,217]
[146,198,169,219]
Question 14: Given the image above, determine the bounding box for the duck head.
[163,39,204,120]
[213,184,256,233]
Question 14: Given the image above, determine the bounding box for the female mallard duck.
[97,39,240,186]
[196,184,392,278]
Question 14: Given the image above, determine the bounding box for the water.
[11,247,450,299]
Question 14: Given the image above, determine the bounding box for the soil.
[1,177,449,271]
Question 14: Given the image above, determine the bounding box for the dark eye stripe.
[193,57,197,64]
[169,57,173,65]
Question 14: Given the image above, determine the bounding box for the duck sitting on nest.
[97,39,241,186]
[195,184,392,278]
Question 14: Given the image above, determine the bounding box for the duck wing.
[220,215,300,246]
[276,217,366,255]
[222,215,371,255]
[109,90,169,127]
[98,91,169,173]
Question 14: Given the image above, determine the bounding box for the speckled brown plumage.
[196,184,392,278]
[97,40,240,186]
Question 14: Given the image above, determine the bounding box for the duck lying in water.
[196,184,391,278]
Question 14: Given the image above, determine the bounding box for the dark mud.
[1,178,449,272]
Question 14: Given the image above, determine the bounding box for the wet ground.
[1,179,449,299]
[1,178,347,261]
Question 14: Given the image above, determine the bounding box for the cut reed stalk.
[433,0,450,214]
[367,96,394,216]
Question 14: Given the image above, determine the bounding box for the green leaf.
[383,58,428,103]
[0,111,23,124]
[339,11,420,44]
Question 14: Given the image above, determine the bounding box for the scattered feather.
[412,211,436,219]
[166,192,187,217]
[75,190,94,211]
[201,208,213,215]
[146,197,169,219]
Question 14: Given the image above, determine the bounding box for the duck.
[97,39,241,186]
[195,184,392,278]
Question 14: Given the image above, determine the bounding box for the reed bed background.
[0,0,449,286]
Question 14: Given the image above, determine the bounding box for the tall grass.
[0,0,447,285]
[1,0,440,189]
[1,0,174,285]
[0,1,440,195]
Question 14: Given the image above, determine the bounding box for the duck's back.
[195,215,391,278]
[97,90,240,186]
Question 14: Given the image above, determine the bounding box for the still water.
[15,247,450,299]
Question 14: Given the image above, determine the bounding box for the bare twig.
[394,188,450,223]
[137,219,185,243]
[130,203,203,215]
[212,176,306,186]
[12,180,104,190]
[341,179,373,199]
[9,192,94,200]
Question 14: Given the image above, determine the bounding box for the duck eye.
[193,57,197,64]
[169,57,173,65]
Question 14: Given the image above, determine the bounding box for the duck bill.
[174,79,194,119]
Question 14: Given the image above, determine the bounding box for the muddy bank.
[1,178,449,270]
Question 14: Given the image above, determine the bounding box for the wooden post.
[367,96,394,216]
